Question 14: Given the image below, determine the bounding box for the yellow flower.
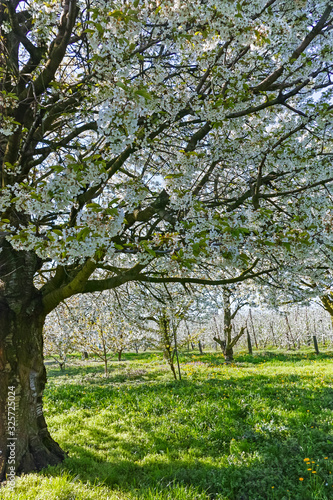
[312,471,317,474]
[307,468,312,471]
[304,458,310,461]
[299,478,304,481]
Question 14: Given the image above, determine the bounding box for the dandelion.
[304,458,310,461]
[299,478,304,481]
[312,471,317,474]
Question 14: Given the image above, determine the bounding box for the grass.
[1,349,333,500]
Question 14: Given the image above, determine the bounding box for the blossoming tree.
[0,0,332,479]
[43,300,77,370]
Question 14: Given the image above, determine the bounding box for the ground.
[1,349,333,500]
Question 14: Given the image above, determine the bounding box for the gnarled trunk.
[213,337,234,362]
[321,295,333,330]
[0,245,66,482]
[213,287,235,363]
[0,306,66,482]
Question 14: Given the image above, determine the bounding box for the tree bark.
[249,309,258,349]
[0,245,66,481]
[313,335,320,355]
[247,329,253,355]
[220,287,234,362]
[213,337,234,362]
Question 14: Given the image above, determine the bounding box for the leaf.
[164,173,183,179]
[86,203,101,208]
[95,23,104,35]
[135,89,153,100]
[77,227,91,241]
[116,81,129,91]
[192,242,201,257]
[282,241,291,251]
[141,241,156,257]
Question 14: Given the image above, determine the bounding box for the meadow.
[1,349,333,500]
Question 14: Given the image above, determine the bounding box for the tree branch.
[251,5,332,92]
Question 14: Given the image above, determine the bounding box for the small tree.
[126,283,197,379]
[70,292,140,375]
[213,287,247,362]
[43,305,76,370]
[158,309,179,380]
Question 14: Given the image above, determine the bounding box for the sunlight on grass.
[1,350,332,500]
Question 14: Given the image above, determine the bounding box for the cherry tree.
[212,287,248,361]
[43,302,77,370]
[0,0,333,479]
[236,303,333,350]
[48,290,142,374]
[73,291,140,371]
[128,282,197,379]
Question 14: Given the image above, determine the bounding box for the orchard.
[0,0,333,496]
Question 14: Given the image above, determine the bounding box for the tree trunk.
[221,287,234,362]
[270,321,276,347]
[223,345,234,362]
[0,302,66,482]
[213,337,233,362]
[0,245,66,482]
[321,295,333,331]
[313,335,320,355]
[169,360,177,380]
[247,329,253,355]
[249,309,258,349]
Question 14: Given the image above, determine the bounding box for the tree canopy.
[1,0,332,308]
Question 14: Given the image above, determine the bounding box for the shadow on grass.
[179,349,333,367]
[46,352,164,379]
[45,451,295,500]
[46,351,333,380]
[234,350,333,365]
[43,367,333,499]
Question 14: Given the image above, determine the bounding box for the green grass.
[1,350,333,500]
